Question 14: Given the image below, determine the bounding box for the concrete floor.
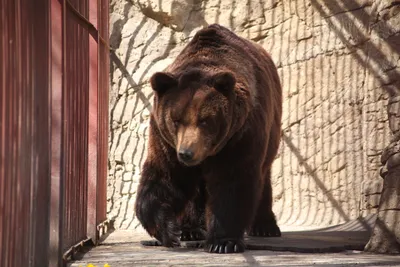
[69,217,400,267]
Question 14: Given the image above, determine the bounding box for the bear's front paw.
[154,219,182,247]
[181,227,206,241]
[248,221,281,237]
[207,238,245,253]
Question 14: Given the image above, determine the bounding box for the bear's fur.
[135,24,282,253]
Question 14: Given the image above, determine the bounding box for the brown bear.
[135,24,282,254]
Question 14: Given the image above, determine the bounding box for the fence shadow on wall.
[108,0,209,230]
[107,0,399,234]
[279,0,399,229]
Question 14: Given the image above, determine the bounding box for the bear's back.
[166,24,282,129]
[167,24,260,76]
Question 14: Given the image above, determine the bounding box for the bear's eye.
[198,119,208,127]
[173,120,180,128]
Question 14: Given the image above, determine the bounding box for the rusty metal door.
[0,0,109,266]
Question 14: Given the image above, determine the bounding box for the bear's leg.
[181,181,206,241]
[248,168,281,237]
[180,199,206,241]
[135,161,194,247]
[205,166,261,253]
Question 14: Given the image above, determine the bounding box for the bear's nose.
[178,148,194,162]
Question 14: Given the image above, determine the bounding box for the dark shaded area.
[140,215,376,253]
[366,96,400,254]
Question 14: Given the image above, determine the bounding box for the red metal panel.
[87,0,99,243]
[0,3,19,266]
[97,0,110,228]
[0,0,51,267]
[31,1,51,266]
[49,0,64,266]
[62,0,90,251]
[1,0,109,265]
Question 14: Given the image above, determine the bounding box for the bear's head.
[150,68,248,166]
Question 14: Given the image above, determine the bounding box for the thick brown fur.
[135,24,282,254]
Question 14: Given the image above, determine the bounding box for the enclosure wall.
[108,0,399,230]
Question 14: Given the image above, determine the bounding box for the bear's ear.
[212,71,236,93]
[150,72,178,94]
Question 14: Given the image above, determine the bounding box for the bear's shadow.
[140,215,375,253]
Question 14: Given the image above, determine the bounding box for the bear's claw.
[207,239,245,253]
[181,228,206,241]
[153,220,182,247]
[248,223,281,237]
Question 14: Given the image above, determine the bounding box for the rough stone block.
[108,0,396,230]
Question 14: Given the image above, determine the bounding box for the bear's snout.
[178,148,194,163]
[176,126,208,166]
[176,142,208,166]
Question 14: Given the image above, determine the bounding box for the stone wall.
[108,0,400,230]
